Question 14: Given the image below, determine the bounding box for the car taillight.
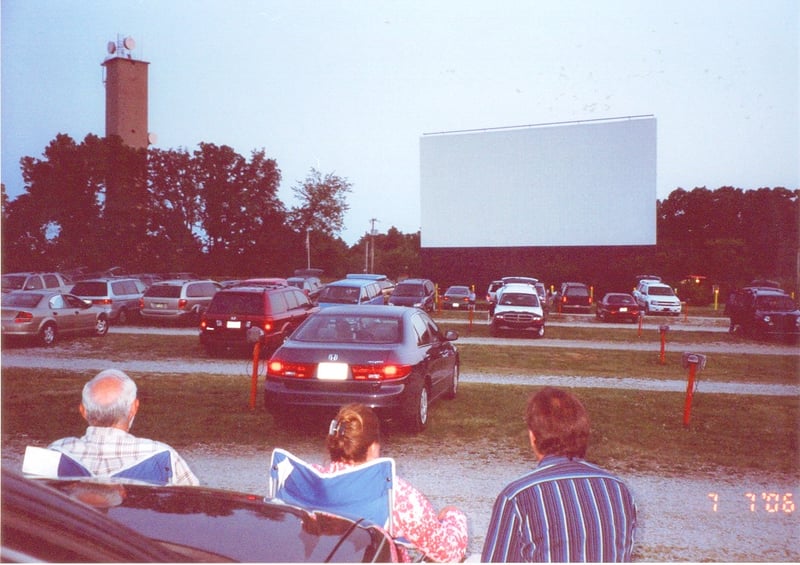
[268,360,314,378]
[13,311,33,323]
[138,298,144,308]
[263,321,273,332]
[178,299,188,310]
[93,298,112,305]
[352,364,412,381]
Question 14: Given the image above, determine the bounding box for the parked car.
[1,468,184,562]
[200,283,318,356]
[633,280,681,316]
[345,274,395,303]
[286,275,324,302]
[317,278,385,308]
[490,283,545,337]
[442,285,475,309]
[139,279,221,324]
[387,278,436,312]
[2,272,73,294]
[69,277,145,324]
[596,293,640,323]
[265,305,459,432]
[727,286,800,341]
[556,282,593,313]
[1,291,109,346]
[3,468,400,562]
[232,277,288,287]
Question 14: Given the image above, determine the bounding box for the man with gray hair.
[48,369,199,486]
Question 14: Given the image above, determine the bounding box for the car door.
[414,312,455,398]
[64,293,97,332]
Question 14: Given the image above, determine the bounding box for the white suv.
[634,281,682,316]
[490,283,545,337]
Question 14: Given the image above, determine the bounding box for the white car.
[633,281,682,316]
[490,283,545,337]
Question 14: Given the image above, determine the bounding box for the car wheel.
[404,384,429,433]
[490,323,499,337]
[446,363,459,399]
[39,323,57,346]
[94,315,109,337]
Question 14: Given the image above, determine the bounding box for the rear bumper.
[264,377,412,411]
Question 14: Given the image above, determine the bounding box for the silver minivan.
[140,279,221,324]
[70,278,146,324]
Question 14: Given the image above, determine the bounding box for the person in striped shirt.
[482,387,637,562]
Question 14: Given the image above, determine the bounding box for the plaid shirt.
[49,426,199,486]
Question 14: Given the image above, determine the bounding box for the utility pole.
[369,218,379,273]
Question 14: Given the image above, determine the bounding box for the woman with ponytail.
[318,403,468,563]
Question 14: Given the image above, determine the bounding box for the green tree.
[289,168,352,237]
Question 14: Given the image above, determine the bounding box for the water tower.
[102,36,153,148]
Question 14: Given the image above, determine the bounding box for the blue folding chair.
[268,448,395,533]
[23,446,173,485]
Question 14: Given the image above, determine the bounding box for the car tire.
[94,315,109,337]
[490,323,499,337]
[445,363,459,400]
[404,384,429,433]
[39,323,57,346]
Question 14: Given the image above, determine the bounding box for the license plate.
[452,302,460,308]
[317,362,348,380]
[619,307,628,312]
[226,320,242,329]
[153,303,166,309]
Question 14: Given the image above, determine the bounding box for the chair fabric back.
[269,448,395,534]
[23,446,172,485]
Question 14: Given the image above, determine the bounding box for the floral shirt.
[49,426,199,486]
[316,460,468,562]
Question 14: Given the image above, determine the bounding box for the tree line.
[2,133,797,293]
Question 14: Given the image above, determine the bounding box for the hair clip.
[328,418,345,437]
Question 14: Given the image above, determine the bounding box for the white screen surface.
[420,117,657,248]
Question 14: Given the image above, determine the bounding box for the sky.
[1,0,798,245]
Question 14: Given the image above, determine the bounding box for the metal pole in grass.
[681,353,707,426]
[659,325,669,364]
[246,328,266,410]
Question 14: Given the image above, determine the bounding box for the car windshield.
[319,286,360,304]
[207,293,263,315]
[69,282,108,297]
[649,286,675,297]
[2,293,44,308]
[755,295,797,311]
[447,287,470,296]
[1,275,27,291]
[393,285,423,297]
[294,314,401,343]
[145,286,182,298]
[499,292,539,307]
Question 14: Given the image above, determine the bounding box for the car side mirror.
[445,329,459,341]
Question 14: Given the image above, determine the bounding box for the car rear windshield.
[608,295,635,305]
[70,282,107,297]
[207,292,264,315]
[2,293,44,308]
[565,287,589,297]
[145,285,182,298]
[1,275,27,291]
[294,314,400,343]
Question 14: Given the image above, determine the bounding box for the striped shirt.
[49,426,200,486]
[482,455,637,562]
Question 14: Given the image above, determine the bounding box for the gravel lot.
[3,316,798,561]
